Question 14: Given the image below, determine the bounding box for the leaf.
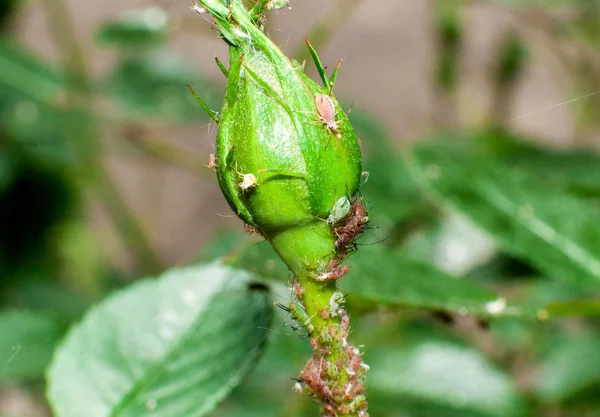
[105,51,223,123]
[0,310,63,382]
[349,108,427,227]
[475,130,600,197]
[95,8,169,49]
[368,338,527,417]
[47,261,272,417]
[340,245,517,317]
[534,332,600,403]
[406,138,600,289]
[0,38,66,105]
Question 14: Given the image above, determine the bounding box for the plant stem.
[271,223,368,417]
[42,0,163,274]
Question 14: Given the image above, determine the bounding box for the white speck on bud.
[293,382,303,393]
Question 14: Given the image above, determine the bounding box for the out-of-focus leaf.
[349,108,430,230]
[402,213,498,276]
[105,51,223,122]
[95,7,169,49]
[407,138,600,288]
[0,38,66,105]
[0,309,63,382]
[198,229,249,263]
[47,261,272,417]
[476,131,600,197]
[2,278,91,320]
[534,332,600,403]
[210,285,315,417]
[368,338,527,417]
[341,245,519,317]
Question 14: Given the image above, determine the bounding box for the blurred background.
[1,0,600,416]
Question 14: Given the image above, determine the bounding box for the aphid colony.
[296,292,370,417]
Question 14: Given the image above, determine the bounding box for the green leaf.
[534,332,600,403]
[0,38,66,105]
[95,8,169,49]
[368,338,527,417]
[475,131,600,197]
[47,262,272,417]
[407,138,600,288]
[0,310,63,382]
[105,51,223,122]
[349,108,428,227]
[340,245,518,317]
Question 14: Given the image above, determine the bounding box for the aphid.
[340,313,350,332]
[290,301,315,333]
[309,338,319,351]
[328,325,336,338]
[243,224,259,235]
[294,281,305,299]
[334,198,368,252]
[293,382,303,393]
[327,196,351,225]
[234,163,258,194]
[328,292,345,317]
[239,173,257,191]
[348,355,361,376]
[315,93,342,139]
[316,264,350,282]
[318,308,330,320]
[323,404,336,417]
[206,153,216,169]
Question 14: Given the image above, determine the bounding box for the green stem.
[270,223,367,417]
[42,0,163,274]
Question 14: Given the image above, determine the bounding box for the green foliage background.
[1,1,600,416]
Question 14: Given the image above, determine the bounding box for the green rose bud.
[196,0,362,274]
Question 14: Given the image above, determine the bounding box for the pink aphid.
[315,94,341,138]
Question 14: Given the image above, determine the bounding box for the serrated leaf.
[368,338,527,417]
[0,310,63,382]
[47,262,272,417]
[407,139,600,288]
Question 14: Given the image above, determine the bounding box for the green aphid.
[327,196,351,225]
[290,301,315,333]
